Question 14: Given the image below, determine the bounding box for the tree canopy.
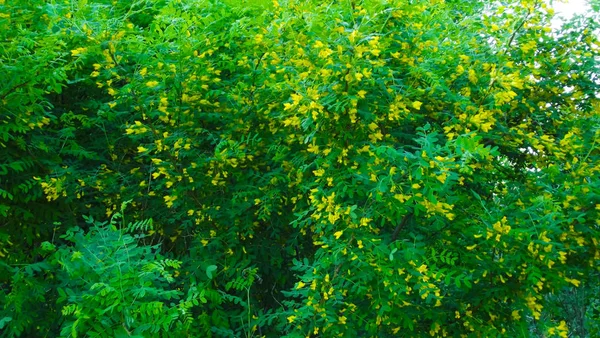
[1,0,599,336]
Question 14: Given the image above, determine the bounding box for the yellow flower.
[163,195,178,208]
[296,281,306,289]
[511,310,521,320]
[557,320,568,338]
[436,172,447,184]
[70,47,87,56]
[137,146,148,153]
[348,30,358,43]
[357,90,367,98]
[468,68,478,84]
[334,230,343,239]
[559,251,567,264]
[146,80,159,87]
[412,101,423,110]
[287,315,296,323]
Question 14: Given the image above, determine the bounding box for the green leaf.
[389,248,398,261]
[0,317,12,329]
[206,265,218,279]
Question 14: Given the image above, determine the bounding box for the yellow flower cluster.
[36,177,67,201]
[547,321,568,338]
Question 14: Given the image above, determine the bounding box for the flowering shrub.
[1,0,599,337]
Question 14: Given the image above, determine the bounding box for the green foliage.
[1,0,599,337]
[1,204,218,337]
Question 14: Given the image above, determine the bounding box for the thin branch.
[0,80,32,101]
[504,7,535,53]
[392,213,411,242]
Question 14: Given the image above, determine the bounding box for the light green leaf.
[206,265,217,279]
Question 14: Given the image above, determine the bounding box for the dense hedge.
[1,0,599,337]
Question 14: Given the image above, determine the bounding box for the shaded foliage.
[0,0,599,337]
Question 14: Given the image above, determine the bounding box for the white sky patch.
[549,0,592,29]
[552,0,590,18]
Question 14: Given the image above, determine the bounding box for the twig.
[392,213,411,242]
[504,8,533,53]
